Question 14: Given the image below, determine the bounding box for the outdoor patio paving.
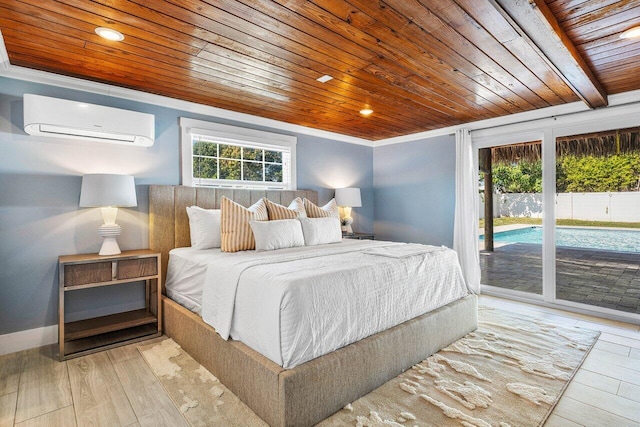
[480,243,640,314]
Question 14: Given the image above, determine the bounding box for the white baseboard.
[0,325,58,356]
[0,301,147,356]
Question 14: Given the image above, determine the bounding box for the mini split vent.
[23,94,155,147]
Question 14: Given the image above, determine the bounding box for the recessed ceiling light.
[316,75,333,83]
[359,108,374,116]
[95,27,125,42]
[620,26,640,39]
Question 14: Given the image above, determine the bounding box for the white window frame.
[180,117,297,189]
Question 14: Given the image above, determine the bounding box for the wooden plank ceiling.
[547,0,640,95]
[0,0,638,141]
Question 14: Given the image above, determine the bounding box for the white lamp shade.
[335,187,362,207]
[79,174,137,207]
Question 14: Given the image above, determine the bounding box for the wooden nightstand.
[58,250,162,361]
[343,232,375,240]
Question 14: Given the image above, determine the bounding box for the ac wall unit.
[23,94,155,147]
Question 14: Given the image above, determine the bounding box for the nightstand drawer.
[118,258,158,280]
[63,257,159,287]
[64,262,112,287]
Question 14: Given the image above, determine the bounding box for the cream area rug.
[138,306,599,427]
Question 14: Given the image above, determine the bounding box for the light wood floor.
[1,295,639,427]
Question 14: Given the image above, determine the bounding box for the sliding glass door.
[554,128,640,316]
[475,123,640,323]
[478,141,543,297]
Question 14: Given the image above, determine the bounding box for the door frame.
[472,105,640,324]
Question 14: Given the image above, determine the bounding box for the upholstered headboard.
[149,185,318,293]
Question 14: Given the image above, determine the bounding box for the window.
[180,118,296,189]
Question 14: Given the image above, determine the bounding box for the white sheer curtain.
[453,129,481,294]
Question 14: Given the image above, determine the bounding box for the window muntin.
[191,137,289,187]
[180,118,296,189]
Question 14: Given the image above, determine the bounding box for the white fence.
[478,194,500,219]
[480,192,640,222]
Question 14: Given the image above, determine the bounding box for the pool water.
[480,226,640,253]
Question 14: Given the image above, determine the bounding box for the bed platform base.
[150,185,478,426]
[162,294,478,427]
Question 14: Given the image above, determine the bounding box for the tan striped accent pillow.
[220,197,268,252]
[304,198,340,219]
[264,197,306,220]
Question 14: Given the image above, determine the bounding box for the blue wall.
[373,135,456,247]
[297,135,373,233]
[0,76,373,335]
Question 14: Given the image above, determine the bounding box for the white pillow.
[186,206,221,250]
[249,219,305,251]
[298,217,342,246]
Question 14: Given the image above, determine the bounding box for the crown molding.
[374,102,589,146]
[471,90,640,141]
[2,31,639,148]
[1,64,375,147]
[374,89,640,146]
[0,32,373,147]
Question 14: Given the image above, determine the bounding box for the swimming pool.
[480,226,640,253]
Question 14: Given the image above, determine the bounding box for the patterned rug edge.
[136,343,192,426]
[537,327,600,427]
[137,307,603,427]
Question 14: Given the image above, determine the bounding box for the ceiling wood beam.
[490,0,608,108]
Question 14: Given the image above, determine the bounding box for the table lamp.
[335,187,361,234]
[79,174,137,255]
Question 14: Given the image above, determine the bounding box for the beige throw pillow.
[304,198,340,219]
[264,197,306,220]
[220,197,268,252]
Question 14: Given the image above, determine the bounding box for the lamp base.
[99,237,122,256]
[341,216,354,234]
[98,223,122,256]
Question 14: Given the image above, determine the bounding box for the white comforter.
[201,240,470,368]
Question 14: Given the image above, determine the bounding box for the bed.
[149,185,478,427]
